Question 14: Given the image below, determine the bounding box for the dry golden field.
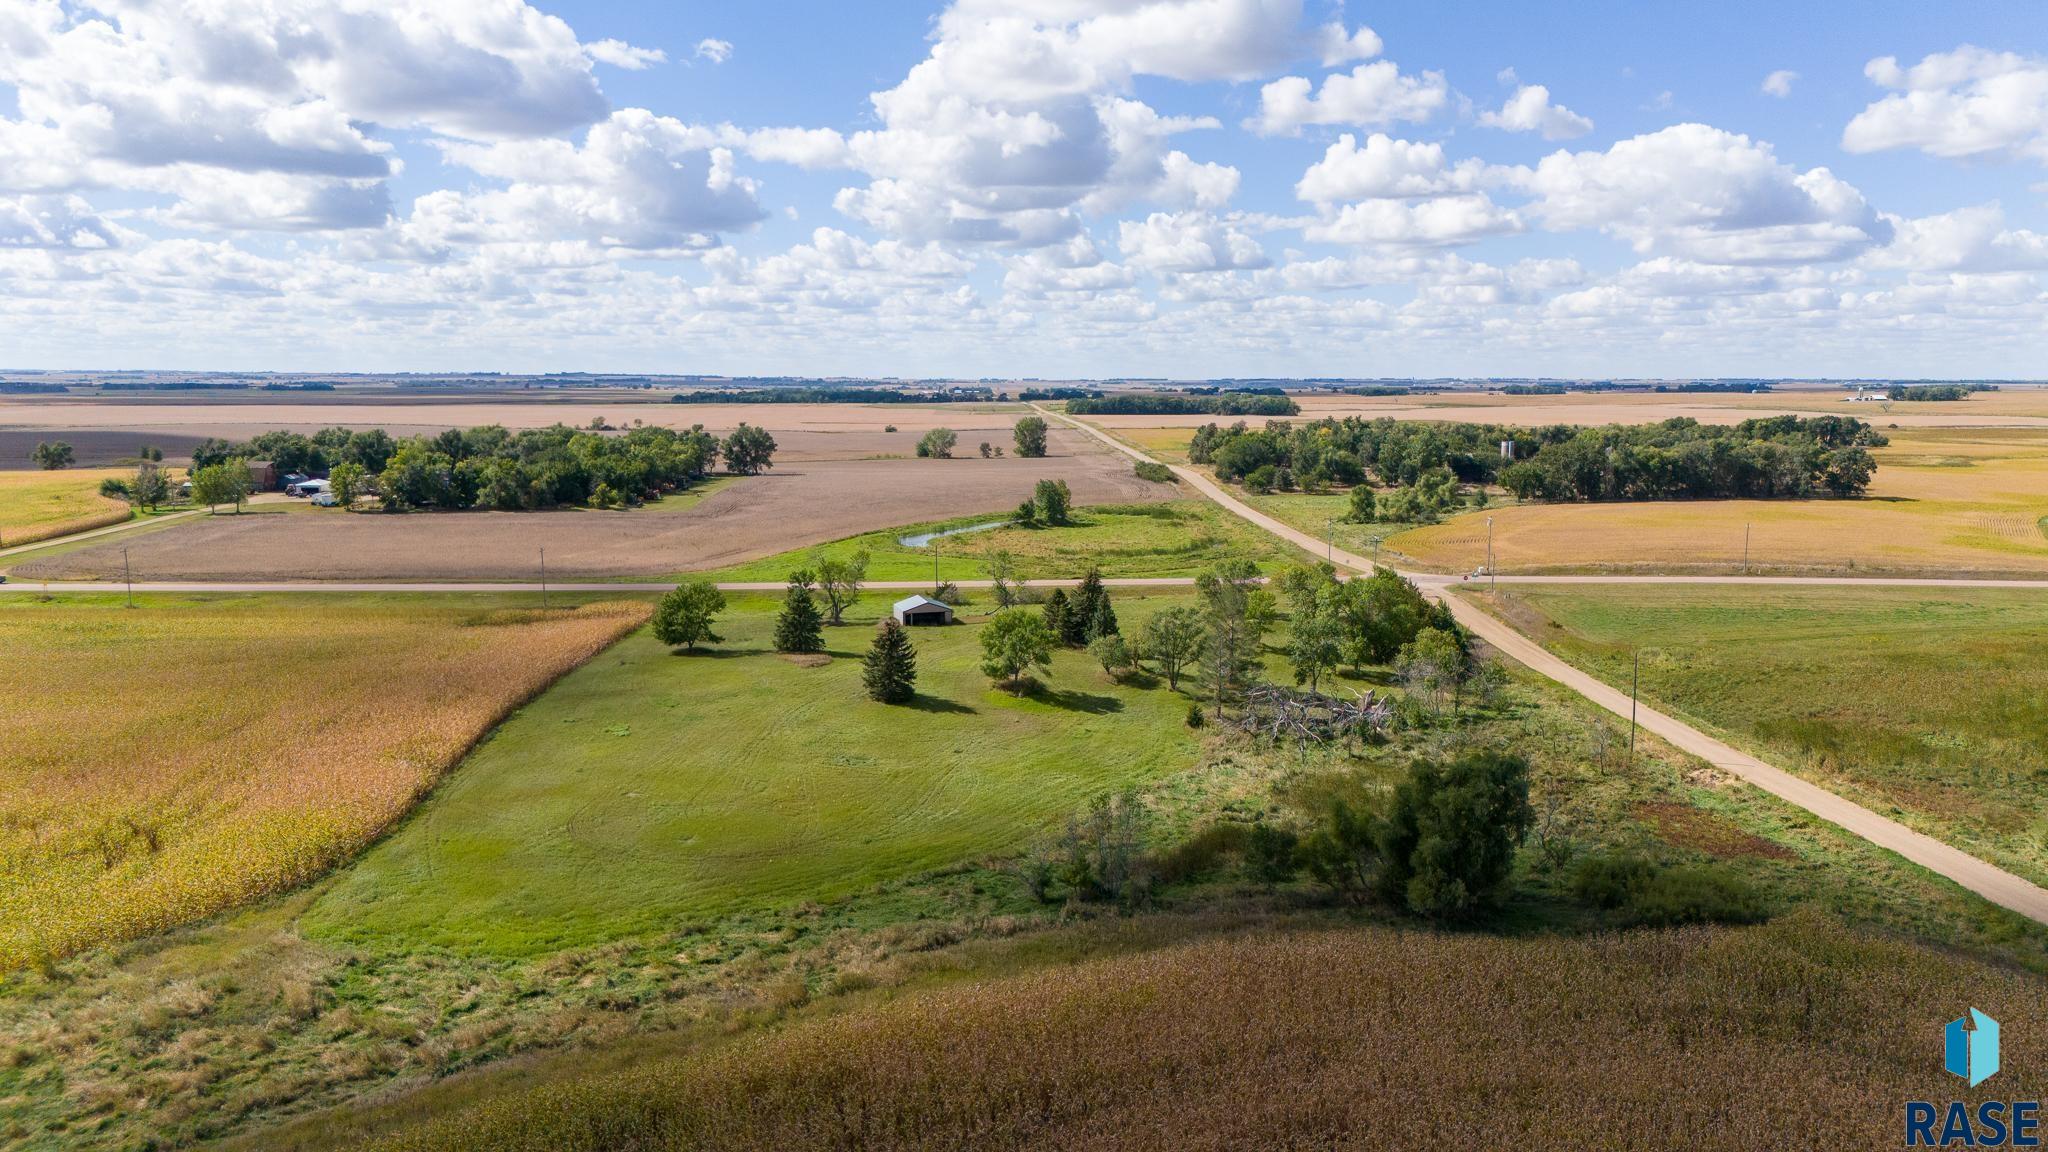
[0,594,647,969]
[1391,428,2048,575]
[350,916,2042,1152]
[0,468,134,547]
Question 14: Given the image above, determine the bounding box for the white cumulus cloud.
[1844,47,2048,161]
[1478,84,1593,140]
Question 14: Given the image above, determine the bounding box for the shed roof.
[892,594,950,613]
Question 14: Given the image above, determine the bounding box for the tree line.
[187,422,776,511]
[1064,393,1300,417]
[1191,414,1884,503]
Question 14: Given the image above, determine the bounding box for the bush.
[1377,751,1534,920]
[1152,822,1251,887]
[1185,703,1205,728]
[99,477,131,498]
[1569,852,1656,910]
[1134,461,1174,483]
[1245,822,1300,886]
[1569,853,1769,927]
[1625,864,1769,928]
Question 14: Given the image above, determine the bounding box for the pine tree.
[862,620,918,703]
[1087,593,1120,643]
[774,570,825,654]
[1067,568,1107,646]
[1043,588,1070,643]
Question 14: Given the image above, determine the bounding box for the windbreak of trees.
[189,422,765,511]
[1890,384,1995,402]
[668,387,994,404]
[1064,392,1300,417]
[1190,414,1884,501]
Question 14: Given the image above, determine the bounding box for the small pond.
[897,520,1011,548]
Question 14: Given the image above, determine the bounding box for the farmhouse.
[893,595,954,626]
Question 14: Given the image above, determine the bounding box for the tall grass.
[0,596,648,969]
[362,914,2034,1152]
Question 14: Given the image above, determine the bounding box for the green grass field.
[1486,584,2048,887]
[692,500,1301,583]
[303,595,1203,956]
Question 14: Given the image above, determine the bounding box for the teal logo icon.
[1947,1009,2001,1087]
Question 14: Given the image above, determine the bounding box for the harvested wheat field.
[16,434,1165,581]
[0,468,134,547]
[1388,428,2048,575]
[325,915,2039,1152]
[0,594,647,969]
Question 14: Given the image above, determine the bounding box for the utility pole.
[932,538,941,596]
[123,546,133,609]
[1325,517,1333,562]
[1627,648,1640,770]
[1743,522,1751,574]
[1486,516,1495,592]
[540,547,548,611]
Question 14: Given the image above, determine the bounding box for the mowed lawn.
[696,500,1299,582]
[0,467,134,547]
[0,594,647,970]
[305,595,1204,956]
[1491,584,2048,886]
[1391,428,2048,576]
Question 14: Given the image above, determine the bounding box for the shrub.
[1569,852,1656,910]
[1245,822,1300,887]
[99,477,132,498]
[1377,751,1534,920]
[1185,703,1206,728]
[916,428,958,459]
[1134,461,1174,483]
[1625,865,1769,928]
[1569,853,1770,927]
[1151,822,1251,887]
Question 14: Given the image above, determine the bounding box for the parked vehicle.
[311,493,338,507]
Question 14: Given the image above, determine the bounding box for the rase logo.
[1949,1009,2002,1088]
[1906,1010,2042,1149]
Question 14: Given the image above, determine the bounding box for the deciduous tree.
[980,609,1053,693]
[1377,751,1534,919]
[1140,605,1205,690]
[815,551,869,626]
[31,441,73,470]
[722,424,778,475]
[191,462,250,514]
[1013,416,1049,458]
[653,580,727,651]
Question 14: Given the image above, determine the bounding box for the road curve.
[1037,404,2048,927]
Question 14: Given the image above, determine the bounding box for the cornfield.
[367,915,2044,1151]
[0,467,137,548]
[0,596,648,970]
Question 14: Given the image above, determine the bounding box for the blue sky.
[1,0,2045,377]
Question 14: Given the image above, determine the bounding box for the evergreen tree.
[1043,588,1070,642]
[774,569,825,654]
[862,620,918,703]
[1087,593,1120,643]
[1064,568,1106,646]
